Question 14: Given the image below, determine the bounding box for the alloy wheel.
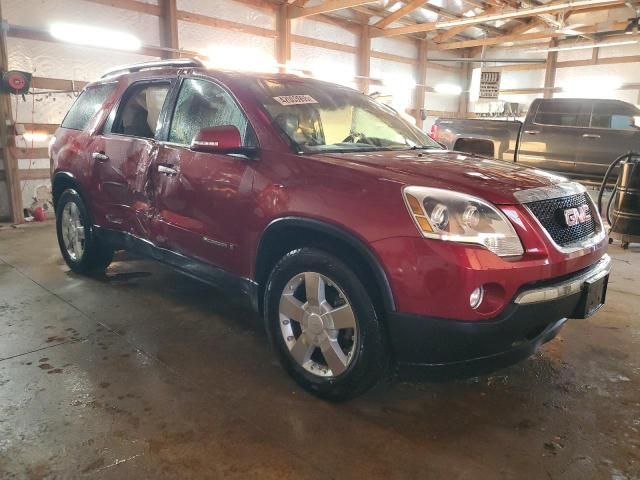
[279,271,358,377]
[60,202,85,261]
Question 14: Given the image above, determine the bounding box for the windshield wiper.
[409,145,442,150]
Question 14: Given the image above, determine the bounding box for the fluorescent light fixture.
[22,132,51,142]
[50,22,141,51]
[528,39,639,53]
[434,83,462,95]
[200,45,277,72]
[560,75,622,97]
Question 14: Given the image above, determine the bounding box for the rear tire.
[264,247,390,401]
[55,189,113,274]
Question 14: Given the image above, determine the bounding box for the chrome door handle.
[92,152,109,162]
[582,133,601,139]
[158,165,177,176]
[523,130,541,135]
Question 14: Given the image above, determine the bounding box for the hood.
[318,149,568,204]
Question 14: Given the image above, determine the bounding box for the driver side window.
[168,78,256,146]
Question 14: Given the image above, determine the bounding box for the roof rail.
[101,58,204,78]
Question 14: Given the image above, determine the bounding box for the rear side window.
[61,84,115,130]
[591,101,640,130]
[533,100,590,127]
[110,82,171,139]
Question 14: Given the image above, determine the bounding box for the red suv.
[51,59,610,400]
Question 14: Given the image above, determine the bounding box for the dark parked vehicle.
[432,98,640,182]
[51,60,610,400]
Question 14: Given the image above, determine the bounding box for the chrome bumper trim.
[514,254,611,305]
[513,181,586,203]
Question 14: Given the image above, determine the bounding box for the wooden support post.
[276,3,291,71]
[543,39,558,99]
[459,50,471,117]
[357,25,370,93]
[159,0,179,58]
[414,39,427,129]
[0,3,22,223]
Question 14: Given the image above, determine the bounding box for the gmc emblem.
[563,204,592,227]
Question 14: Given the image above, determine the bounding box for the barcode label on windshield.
[273,95,318,106]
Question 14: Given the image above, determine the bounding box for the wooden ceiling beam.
[431,6,500,42]
[374,0,426,29]
[377,0,625,37]
[437,30,560,49]
[289,0,378,19]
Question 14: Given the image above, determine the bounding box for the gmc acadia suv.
[51,59,610,400]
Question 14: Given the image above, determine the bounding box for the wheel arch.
[255,217,395,315]
[52,171,86,212]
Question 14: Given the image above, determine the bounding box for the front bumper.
[388,254,611,378]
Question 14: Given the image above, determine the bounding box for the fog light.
[470,286,484,309]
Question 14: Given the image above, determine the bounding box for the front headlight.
[403,186,524,257]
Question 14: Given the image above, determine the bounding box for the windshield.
[245,77,442,153]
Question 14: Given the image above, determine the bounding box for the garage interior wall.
[0,0,466,223]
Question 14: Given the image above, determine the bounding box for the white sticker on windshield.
[273,95,318,106]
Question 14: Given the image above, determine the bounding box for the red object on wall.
[1,70,32,95]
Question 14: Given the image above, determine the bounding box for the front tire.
[264,248,389,401]
[55,189,113,274]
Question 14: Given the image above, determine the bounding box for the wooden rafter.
[289,0,378,19]
[431,6,500,42]
[437,30,560,49]
[376,0,625,37]
[374,0,426,29]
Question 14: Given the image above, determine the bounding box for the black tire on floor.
[55,189,113,274]
[264,247,390,401]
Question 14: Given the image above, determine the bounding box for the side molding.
[95,226,259,312]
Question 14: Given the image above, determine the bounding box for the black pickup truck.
[431,98,640,183]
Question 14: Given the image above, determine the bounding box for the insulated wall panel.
[290,43,357,88]
[9,91,77,126]
[371,37,417,59]
[422,67,463,113]
[499,68,545,91]
[178,20,275,59]
[292,18,357,47]
[599,43,640,59]
[178,0,275,29]
[555,63,640,102]
[557,48,593,62]
[7,37,158,81]
[370,57,416,114]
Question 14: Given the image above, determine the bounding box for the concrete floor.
[0,222,639,480]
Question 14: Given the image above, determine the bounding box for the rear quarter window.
[61,84,116,130]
